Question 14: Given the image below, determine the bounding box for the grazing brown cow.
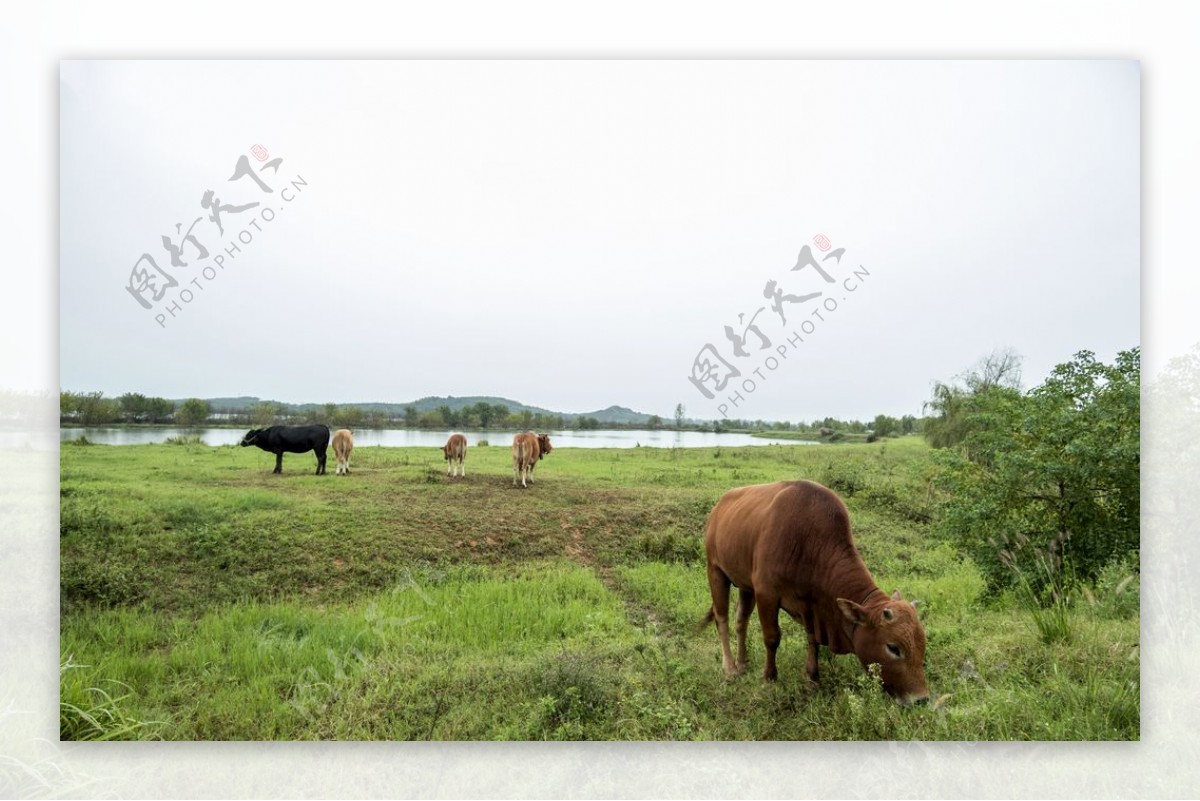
[703,479,930,705]
[443,433,467,478]
[332,429,354,476]
[512,432,552,488]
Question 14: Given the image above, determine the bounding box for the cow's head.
[442,442,454,461]
[837,589,929,706]
[537,434,552,458]
[240,429,263,447]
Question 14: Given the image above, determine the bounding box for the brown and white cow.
[332,428,354,476]
[512,432,552,488]
[703,479,930,705]
[443,433,467,477]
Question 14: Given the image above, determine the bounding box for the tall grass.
[60,657,158,740]
[164,434,205,446]
[1001,543,1074,644]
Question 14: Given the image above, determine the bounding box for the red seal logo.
[813,234,832,252]
[251,144,269,162]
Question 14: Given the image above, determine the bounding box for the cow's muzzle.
[898,692,931,708]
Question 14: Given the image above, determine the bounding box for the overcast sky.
[59,60,1138,422]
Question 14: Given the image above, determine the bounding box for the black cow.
[240,424,331,474]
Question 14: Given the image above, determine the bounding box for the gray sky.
[60,60,1139,422]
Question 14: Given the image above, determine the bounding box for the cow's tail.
[696,607,716,633]
[326,425,333,452]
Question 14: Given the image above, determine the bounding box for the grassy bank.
[60,438,1138,740]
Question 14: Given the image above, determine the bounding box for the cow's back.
[706,480,873,646]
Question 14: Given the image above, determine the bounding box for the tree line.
[60,391,926,436]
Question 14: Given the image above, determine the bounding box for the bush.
[932,349,1139,592]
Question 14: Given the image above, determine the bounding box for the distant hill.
[186,395,655,424]
[575,405,653,425]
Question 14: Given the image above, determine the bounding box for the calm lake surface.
[59,427,817,449]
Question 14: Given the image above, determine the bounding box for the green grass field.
[59,437,1139,740]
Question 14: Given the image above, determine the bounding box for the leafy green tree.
[176,398,211,427]
[674,403,686,429]
[901,414,917,435]
[252,402,283,427]
[872,414,900,438]
[647,414,663,430]
[492,404,511,427]
[473,402,494,429]
[60,390,80,420]
[934,348,1139,591]
[68,391,121,425]
[925,348,1023,449]
[339,406,365,429]
[118,392,150,422]
[438,405,458,428]
[404,405,419,428]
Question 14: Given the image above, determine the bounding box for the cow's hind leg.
[707,564,738,675]
[756,594,783,681]
[315,447,327,475]
[734,586,755,674]
[805,632,820,684]
[274,452,283,474]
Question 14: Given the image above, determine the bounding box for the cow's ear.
[837,598,869,626]
[891,589,901,601]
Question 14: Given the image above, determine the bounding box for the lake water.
[59,427,817,449]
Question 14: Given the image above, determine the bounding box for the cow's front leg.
[805,632,820,684]
[274,451,283,474]
[756,595,782,681]
[315,448,327,475]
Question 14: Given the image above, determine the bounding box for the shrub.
[932,349,1139,591]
